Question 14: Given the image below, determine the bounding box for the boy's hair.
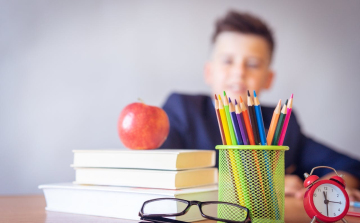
[212,10,275,57]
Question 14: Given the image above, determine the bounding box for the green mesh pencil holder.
[216,145,289,223]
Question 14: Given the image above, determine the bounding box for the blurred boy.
[160,10,360,200]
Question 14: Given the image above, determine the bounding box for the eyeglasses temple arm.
[141,216,188,223]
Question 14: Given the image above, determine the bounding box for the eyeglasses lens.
[143,199,188,215]
[201,202,247,222]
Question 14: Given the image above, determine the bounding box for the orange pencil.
[266,100,282,145]
[214,94,226,145]
[239,96,255,145]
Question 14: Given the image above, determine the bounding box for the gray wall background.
[1,0,360,195]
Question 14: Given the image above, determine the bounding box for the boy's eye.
[221,57,233,65]
[246,59,261,68]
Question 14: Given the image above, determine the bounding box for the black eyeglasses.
[139,198,251,223]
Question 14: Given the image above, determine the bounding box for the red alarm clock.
[303,166,349,223]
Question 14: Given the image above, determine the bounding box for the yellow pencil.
[219,94,245,205]
[218,95,232,146]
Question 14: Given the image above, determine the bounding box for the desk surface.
[0,195,358,223]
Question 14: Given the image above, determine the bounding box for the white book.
[72,149,215,170]
[39,183,218,221]
[74,167,218,189]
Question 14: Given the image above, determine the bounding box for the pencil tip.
[253,90,257,97]
[218,94,222,100]
[223,91,226,96]
[247,90,250,96]
[235,99,238,105]
[239,96,243,103]
[215,94,217,100]
[228,97,231,103]
[285,99,288,105]
[290,93,294,99]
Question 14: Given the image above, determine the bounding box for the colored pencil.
[236,99,259,213]
[273,96,292,191]
[272,100,288,145]
[228,149,246,206]
[278,94,293,146]
[229,98,243,145]
[219,96,245,204]
[247,90,261,145]
[214,94,226,145]
[221,150,240,208]
[245,91,269,212]
[240,96,267,210]
[254,90,280,218]
[239,98,267,210]
[218,95,232,146]
[272,99,286,196]
[223,91,237,145]
[239,96,255,145]
[253,91,267,145]
[266,100,282,145]
[229,97,252,210]
[234,100,249,145]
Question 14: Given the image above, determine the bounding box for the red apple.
[118,102,170,150]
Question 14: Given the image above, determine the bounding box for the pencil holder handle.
[216,145,289,223]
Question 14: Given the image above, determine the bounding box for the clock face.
[312,183,346,217]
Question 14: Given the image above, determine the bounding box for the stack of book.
[39,149,218,221]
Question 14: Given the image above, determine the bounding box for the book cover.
[74,167,218,189]
[39,183,218,221]
[72,149,215,170]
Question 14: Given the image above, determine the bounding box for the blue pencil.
[253,90,280,218]
[253,91,267,145]
[229,98,243,145]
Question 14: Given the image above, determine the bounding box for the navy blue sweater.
[160,93,360,180]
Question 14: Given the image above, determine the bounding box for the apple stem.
[138,98,145,104]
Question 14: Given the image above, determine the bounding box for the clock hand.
[328,201,341,204]
[323,191,329,216]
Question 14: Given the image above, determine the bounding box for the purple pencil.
[235,99,249,145]
[229,97,243,145]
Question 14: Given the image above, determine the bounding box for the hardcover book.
[72,149,215,170]
[74,167,218,189]
[39,183,218,221]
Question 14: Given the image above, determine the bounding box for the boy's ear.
[264,70,275,89]
[204,62,213,85]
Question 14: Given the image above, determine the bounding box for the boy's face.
[204,32,274,102]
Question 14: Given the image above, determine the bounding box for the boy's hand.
[285,175,306,199]
[347,188,360,201]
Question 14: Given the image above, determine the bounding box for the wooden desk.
[0,195,358,223]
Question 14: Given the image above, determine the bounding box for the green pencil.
[223,91,237,145]
[272,100,288,145]
[223,92,254,214]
